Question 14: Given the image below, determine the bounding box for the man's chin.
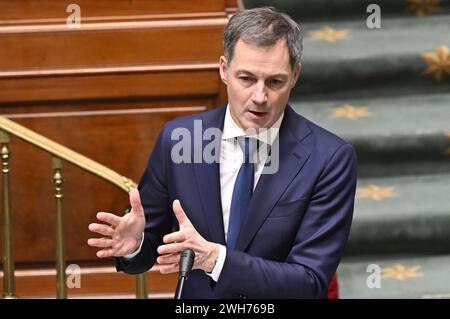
[242,121,270,132]
[243,113,271,129]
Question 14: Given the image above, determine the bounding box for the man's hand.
[87,188,145,258]
[157,200,219,274]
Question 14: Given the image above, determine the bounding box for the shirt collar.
[222,105,284,146]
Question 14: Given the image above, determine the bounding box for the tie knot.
[238,137,257,163]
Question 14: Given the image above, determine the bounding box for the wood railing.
[0,116,147,299]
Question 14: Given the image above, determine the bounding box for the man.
[88,7,357,298]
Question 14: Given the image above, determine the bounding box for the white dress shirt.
[126,106,284,282]
[208,106,284,281]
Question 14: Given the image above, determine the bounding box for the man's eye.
[269,79,283,86]
[239,76,253,82]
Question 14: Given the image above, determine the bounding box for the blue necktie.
[227,137,256,249]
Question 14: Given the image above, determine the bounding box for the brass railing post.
[0,130,17,299]
[136,273,148,299]
[52,157,67,299]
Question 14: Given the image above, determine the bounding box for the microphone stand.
[175,249,195,299]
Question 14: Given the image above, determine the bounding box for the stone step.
[244,0,450,21]
[338,254,450,298]
[292,14,450,96]
[345,174,450,256]
[291,92,450,177]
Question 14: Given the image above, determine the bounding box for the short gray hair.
[223,7,303,69]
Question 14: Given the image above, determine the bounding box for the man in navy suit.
[88,7,356,298]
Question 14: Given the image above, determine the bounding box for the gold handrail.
[0,115,147,299]
[0,116,137,192]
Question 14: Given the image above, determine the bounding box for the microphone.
[174,248,195,299]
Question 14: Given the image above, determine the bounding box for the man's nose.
[251,82,268,105]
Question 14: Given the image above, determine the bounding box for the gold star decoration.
[309,27,350,42]
[382,264,424,281]
[331,104,372,120]
[358,184,397,201]
[421,45,450,81]
[444,133,450,155]
[405,0,443,16]
[444,148,450,156]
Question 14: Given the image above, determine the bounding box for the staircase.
[244,0,450,298]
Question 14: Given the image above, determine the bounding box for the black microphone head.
[179,248,195,278]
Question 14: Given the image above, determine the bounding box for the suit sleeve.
[214,143,357,298]
[115,126,173,274]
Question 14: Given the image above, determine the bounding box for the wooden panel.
[226,0,241,12]
[0,22,225,69]
[0,67,220,104]
[0,1,231,287]
[0,265,178,298]
[0,100,214,264]
[0,0,227,20]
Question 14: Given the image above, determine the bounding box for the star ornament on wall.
[405,0,443,16]
[358,184,397,201]
[309,27,350,42]
[421,45,450,81]
[331,104,372,120]
[382,264,424,281]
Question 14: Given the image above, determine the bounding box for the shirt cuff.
[123,232,144,260]
[205,244,226,282]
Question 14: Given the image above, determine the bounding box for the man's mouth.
[247,110,268,120]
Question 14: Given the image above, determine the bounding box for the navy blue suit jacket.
[116,105,357,298]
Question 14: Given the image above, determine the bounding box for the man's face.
[219,38,301,130]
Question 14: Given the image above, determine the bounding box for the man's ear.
[291,63,302,88]
[219,56,228,85]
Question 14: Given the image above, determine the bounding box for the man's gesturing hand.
[87,188,145,258]
[157,200,219,274]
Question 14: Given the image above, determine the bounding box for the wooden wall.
[0,0,236,269]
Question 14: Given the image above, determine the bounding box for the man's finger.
[87,237,113,248]
[172,199,188,225]
[158,263,179,274]
[129,188,144,215]
[157,242,183,255]
[157,253,180,265]
[88,223,114,237]
[96,212,121,227]
[96,248,114,258]
[163,230,184,244]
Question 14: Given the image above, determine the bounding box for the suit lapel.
[236,106,312,251]
[193,107,227,245]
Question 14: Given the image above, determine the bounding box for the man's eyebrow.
[234,70,255,76]
[234,70,289,78]
[267,73,289,79]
